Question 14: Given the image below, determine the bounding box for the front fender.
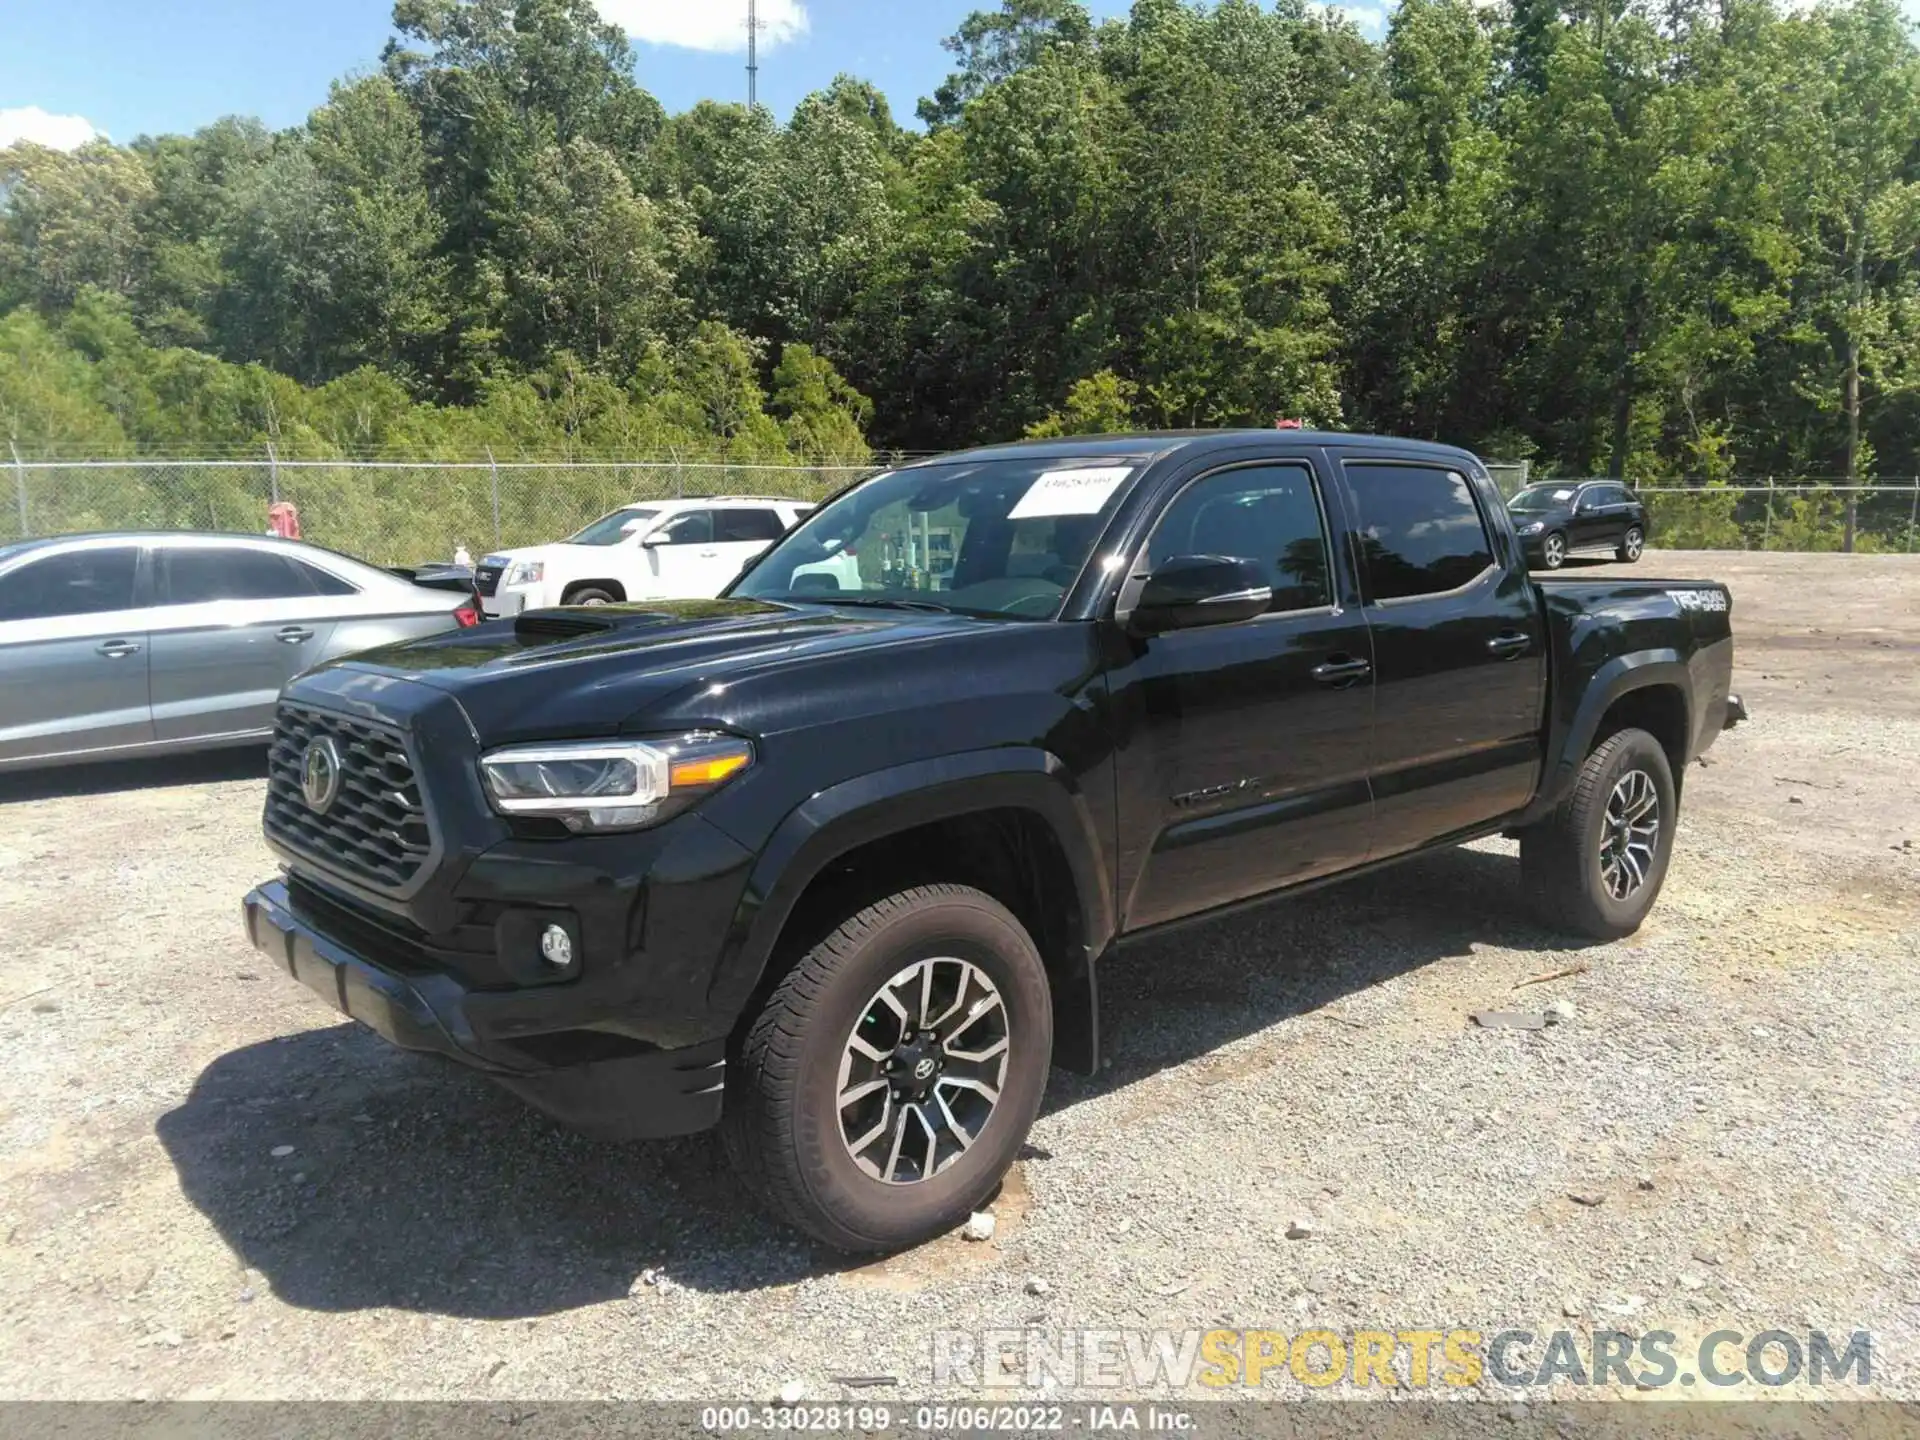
[704,747,1115,1057]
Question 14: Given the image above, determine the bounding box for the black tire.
[722,884,1053,1252]
[1520,727,1677,940]
[1540,531,1568,569]
[1616,525,1645,563]
[563,584,619,606]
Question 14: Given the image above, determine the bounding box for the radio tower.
[746,0,763,110]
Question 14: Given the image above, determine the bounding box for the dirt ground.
[0,549,1915,1404]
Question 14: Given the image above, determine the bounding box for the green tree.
[1026,368,1138,436]
[0,142,157,311]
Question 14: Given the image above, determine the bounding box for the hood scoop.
[513,609,618,639]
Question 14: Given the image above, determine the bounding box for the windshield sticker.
[1553,488,1575,500]
[1008,466,1133,520]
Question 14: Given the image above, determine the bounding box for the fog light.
[540,924,574,968]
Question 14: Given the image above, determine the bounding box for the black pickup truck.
[243,431,1742,1252]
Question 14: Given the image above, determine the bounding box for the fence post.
[9,440,26,538]
[1761,476,1775,550]
[266,442,280,505]
[1908,477,1918,554]
[486,447,502,549]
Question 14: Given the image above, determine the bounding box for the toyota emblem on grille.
[301,737,344,814]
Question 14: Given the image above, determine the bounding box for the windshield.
[730,457,1139,620]
[565,507,660,546]
[1508,486,1578,513]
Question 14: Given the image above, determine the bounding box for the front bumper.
[243,879,726,1138]
[479,587,531,619]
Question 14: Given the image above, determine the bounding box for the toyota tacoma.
[242,431,1744,1252]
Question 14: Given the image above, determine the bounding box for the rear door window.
[716,509,786,543]
[1346,464,1495,602]
[160,548,317,604]
[0,547,141,620]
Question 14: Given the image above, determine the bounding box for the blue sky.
[0,0,1220,150]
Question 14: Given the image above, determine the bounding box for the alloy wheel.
[1543,534,1566,568]
[1623,527,1644,561]
[837,956,1010,1185]
[1600,769,1660,901]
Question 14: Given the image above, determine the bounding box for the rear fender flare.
[1525,649,1692,822]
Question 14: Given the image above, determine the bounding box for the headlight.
[479,733,753,833]
[1519,521,1545,535]
[504,560,545,586]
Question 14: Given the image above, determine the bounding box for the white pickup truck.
[476,497,819,617]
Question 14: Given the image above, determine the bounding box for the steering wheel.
[1002,587,1063,618]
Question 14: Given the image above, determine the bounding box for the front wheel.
[1617,526,1645,563]
[1539,532,1568,569]
[1520,727,1676,940]
[564,585,619,606]
[722,884,1053,1252]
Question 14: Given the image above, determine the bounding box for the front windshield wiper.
[797,594,956,614]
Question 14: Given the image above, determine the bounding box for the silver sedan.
[0,532,481,772]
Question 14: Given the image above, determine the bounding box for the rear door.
[1337,458,1546,858]
[1109,455,1377,928]
[712,507,789,585]
[148,544,339,742]
[0,544,153,765]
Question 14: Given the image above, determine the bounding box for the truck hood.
[320,597,998,745]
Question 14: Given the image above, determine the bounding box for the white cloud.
[0,106,101,151]
[594,0,808,54]
[1321,2,1392,30]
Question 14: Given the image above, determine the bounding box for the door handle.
[96,639,141,659]
[276,626,316,644]
[1311,656,1372,687]
[1487,631,1532,658]
[698,550,719,558]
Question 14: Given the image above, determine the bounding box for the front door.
[1569,486,1613,552]
[0,544,153,764]
[1109,459,1376,930]
[1338,460,1546,858]
[148,544,338,742]
[639,509,727,598]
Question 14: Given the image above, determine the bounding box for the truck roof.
[911,429,1484,471]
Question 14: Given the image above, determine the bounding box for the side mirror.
[640,531,670,547]
[1127,555,1272,635]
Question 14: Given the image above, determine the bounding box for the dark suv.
[1507,480,1649,569]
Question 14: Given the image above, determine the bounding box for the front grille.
[474,564,502,597]
[266,703,433,890]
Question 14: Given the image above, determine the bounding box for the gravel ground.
[0,549,1915,1405]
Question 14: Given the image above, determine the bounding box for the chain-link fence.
[4,456,1918,559]
[0,457,885,565]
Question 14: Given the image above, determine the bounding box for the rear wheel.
[1540,532,1568,569]
[1617,526,1645,563]
[722,884,1053,1252]
[1520,727,1676,940]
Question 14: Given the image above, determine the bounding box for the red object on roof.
[267,501,301,540]
[1274,417,1305,430]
